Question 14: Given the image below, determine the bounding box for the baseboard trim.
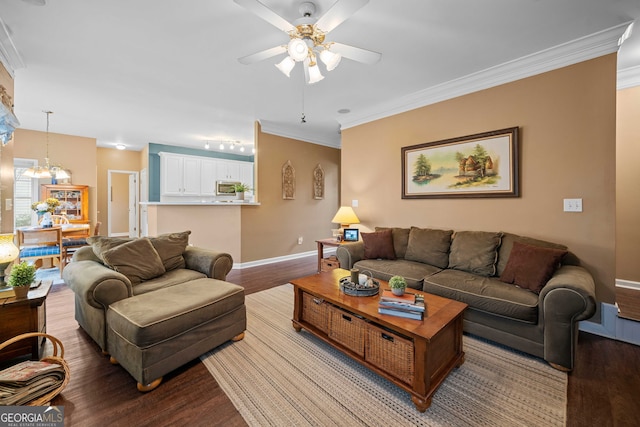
[234,247,337,270]
[580,302,640,346]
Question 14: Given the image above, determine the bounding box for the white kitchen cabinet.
[216,160,241,181]
[160,153,201,196]
[239,162,254,188]
[200,159,217,196]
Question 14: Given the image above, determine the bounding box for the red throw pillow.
[361,229,396,260]
[499,241,567,293]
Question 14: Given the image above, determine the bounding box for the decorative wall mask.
[313,164,324,200]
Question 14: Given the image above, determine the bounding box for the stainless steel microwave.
[216,180,240,195]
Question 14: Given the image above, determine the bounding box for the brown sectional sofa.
[336,227,596,371]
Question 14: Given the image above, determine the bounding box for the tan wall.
[96,147,142,235]
[13,128,98,227]
[341,55,617,303]
[0,63,15,232]
[616,85,640,283]
[240,124,341,262]
[146,204,242,262]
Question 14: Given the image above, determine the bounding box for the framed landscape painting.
[401,127,520,199]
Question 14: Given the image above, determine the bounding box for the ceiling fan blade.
[331,42,381,65]
[21,0,46,5]
[238,45,286,65]
[233,0,296,33]
[315,0,369,33]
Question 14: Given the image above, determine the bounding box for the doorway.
[107,170,139,237]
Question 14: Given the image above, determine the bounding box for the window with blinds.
[13,158,39,228]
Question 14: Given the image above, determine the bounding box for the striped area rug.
[201,284,567,426]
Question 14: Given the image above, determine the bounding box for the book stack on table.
[378,290,425,320]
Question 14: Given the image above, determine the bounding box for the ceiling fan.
[234,0,381,84]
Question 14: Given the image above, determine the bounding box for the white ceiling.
[1,0,639,155]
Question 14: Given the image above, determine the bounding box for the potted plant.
[388,275,407,296]
[233,183,252,201]
[8,261,36,299]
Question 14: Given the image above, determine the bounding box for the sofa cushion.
[108,278,245,348]
[499,241,568,293]
[404,226,453,269]
[361,229,396,260]
[101,238,166,285]
[87,235,132,262]
[132,268,207,295]
[353,258,441,290]
[149,230,191,272]
[375,227,410,259]
[496,232,568,277]
[448,231,502,276]
[423,269,539,323]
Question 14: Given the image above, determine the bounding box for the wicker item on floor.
[0,333,70,406]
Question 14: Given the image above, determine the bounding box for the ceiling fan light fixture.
[275,56,296,77]
[320,48,341,71]
[307,62,324,84]
[288,38,309,62]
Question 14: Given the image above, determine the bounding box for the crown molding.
[338,22,632,131]
[618,65,640,90]
[0,16,24,78]
[259,120,341,148]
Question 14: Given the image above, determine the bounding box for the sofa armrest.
[183,246,233,280]
[539,265,596,370]
[62,260,132,310]
[336,242,365,270]
[539,265,596,321]
[71,245,102,263]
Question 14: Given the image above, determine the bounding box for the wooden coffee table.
[291,269,467,412]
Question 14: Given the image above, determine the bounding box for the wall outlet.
[298,236,303,245]
[563,198,583,212]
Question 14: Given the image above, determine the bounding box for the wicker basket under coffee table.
[291,268,467,412]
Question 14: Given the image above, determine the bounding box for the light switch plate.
[352,199,358,207]
[4,199,11,210]
[563,198,583,212]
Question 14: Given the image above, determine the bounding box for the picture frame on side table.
[401,127,520,199]
[343,228,359,242]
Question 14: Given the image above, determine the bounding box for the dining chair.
[16,227,64,277]
[38,214,69,225]
[62,221,101,264]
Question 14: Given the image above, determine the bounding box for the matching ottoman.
[106,278,246,391]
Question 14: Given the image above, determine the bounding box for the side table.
[0,280,53,363]
[315,238,342,273]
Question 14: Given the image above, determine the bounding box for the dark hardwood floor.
[43,255,640,426]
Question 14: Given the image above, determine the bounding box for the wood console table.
[0,280,53,363]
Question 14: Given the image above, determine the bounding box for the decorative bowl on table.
[339,275,380,297]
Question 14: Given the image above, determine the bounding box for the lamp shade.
[331,206,360,227]
[0,234,18,264]
[275,56,296,77]
[307,63,324,84]
[319,49,342,71]
[287,38,308,62]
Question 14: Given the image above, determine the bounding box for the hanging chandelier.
[22,111,69,180]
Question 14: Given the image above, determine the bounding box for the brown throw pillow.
[87,236,132,262]
[149,230,191,271]
[499,241,568,293]
[375,227,410,259]
[101,238,166,285]
[404,227,453,269]
[361,229,396,260]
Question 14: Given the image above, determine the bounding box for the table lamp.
[331,206,360,231]
[0,233,19,287]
